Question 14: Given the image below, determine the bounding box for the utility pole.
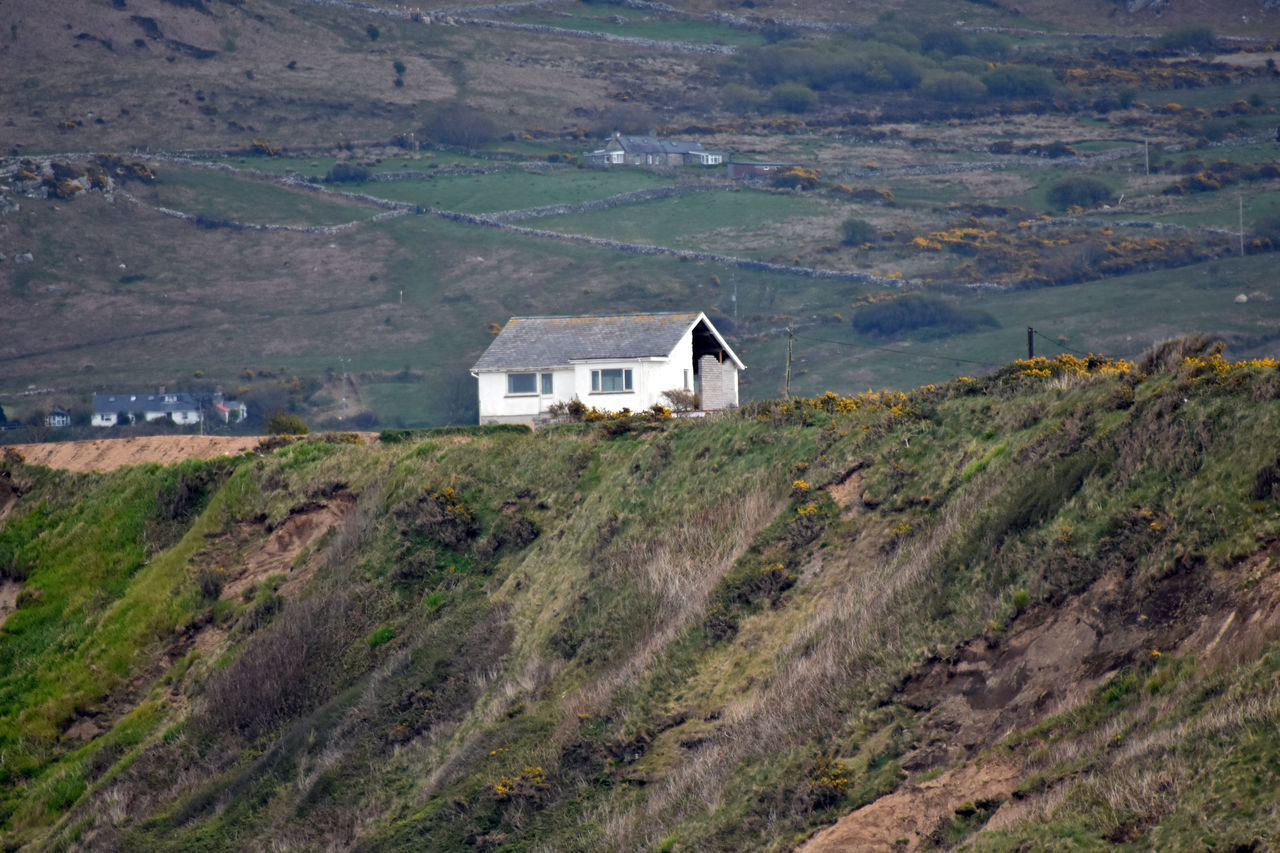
[784,324,794,398]
[1027,326,1035,360]
[1239,194,1245,257]
[1144,138,1149,176]
[731,276,738,320]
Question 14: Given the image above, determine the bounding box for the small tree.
[841,217,877,247]
[661,389,700,412]
[266,411,309,435]
[768,82,817,114]
[982,65,1055,98]
[1157,25,1214,54]
[423,102,497,149]
[1047,176,1112,210]
[923,72,986,102]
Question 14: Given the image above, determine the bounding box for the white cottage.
[471,312,745,425]
[91,392,203,427]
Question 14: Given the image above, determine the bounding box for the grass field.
[353,166,671,213]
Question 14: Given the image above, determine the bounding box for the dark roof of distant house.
[93,392,199,414]
[610,135,708,155]
[472,312,743,371]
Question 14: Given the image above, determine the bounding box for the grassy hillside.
[2,340,1280,850]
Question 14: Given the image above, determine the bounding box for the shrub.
[366,23,379,41]
[1046,176,1111,210]
[841,217,877,246]
[852,293,998,338]
[982,65,1056,98]
[661,389,700,411]
[324,162,371,183]
[922,72,986,102]
[423,102,497,149]
[772,166,820,190]
[769,82,818,114]
[920,26,973,58]
[1252,214,1280,248]
[266,411,309,435]
[1157,25,1214,54]
[721,83,762,114]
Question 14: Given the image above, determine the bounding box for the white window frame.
[591,368,633,393]
[507,373,538,395]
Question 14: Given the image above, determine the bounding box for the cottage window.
[591,368,632,393]
[507,373,538,394]
[540,373,554,395]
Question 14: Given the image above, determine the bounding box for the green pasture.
[533,187,833,251]
[764,251,1280,398]
[1146,190,1280,230]
[353,167,671,213]
[148,165,376,226]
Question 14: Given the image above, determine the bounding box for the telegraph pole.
[784,324,794,398]
[1239,194,1245,257]
[1027,326,1035,360]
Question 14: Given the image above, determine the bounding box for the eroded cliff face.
[805,543,1280,851]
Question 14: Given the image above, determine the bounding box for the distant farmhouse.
[214,398,249,424]
[45,407,71,429]
[92,392,202,427]
[586,133,724,168]
[471,312,744,425]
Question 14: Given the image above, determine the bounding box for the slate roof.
[610,135,708,155]
[93,392,200,414]
[473,312,709,371]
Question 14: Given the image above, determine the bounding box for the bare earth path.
[3,435,264,473]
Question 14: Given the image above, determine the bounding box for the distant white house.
[471,311,744,425]
[585,133,724,167]
[214,398,248,424]
[45,407,71,428]
[92,392,202,427]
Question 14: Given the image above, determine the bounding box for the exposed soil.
[798,542,1280,852]
[825,469,863,518]
[222,493,356,602]
[0,579,20,630]
[801,761,1022,852]
[4,435,263,472]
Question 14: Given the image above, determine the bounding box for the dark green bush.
[423,102,497,149]
[325,162,371,183]
[841,217,877,246]
[1157,25,1214,54]
[982,66,1056,98]
[1046,177,1112,209]
[266,411,309,435]
[852,293,998,338]
[922,72,986,102]
[769,82,817,113]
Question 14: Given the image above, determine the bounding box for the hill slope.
[2,340,1279,850]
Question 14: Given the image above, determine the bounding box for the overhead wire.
[1032,328,1092,357]
[793,333,1003,366]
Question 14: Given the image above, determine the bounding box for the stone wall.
[698,354,737,411]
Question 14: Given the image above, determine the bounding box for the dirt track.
[3,435,265,473]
